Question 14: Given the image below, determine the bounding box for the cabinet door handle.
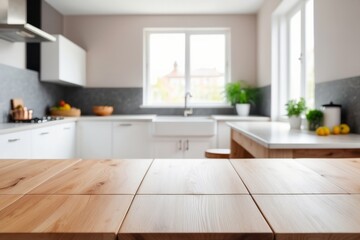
[63,127,71,130]
[118,123,132,127]
[178,140,182,151]
[8,138,20,143]
[40,132,49,135]
[185,140,189,151]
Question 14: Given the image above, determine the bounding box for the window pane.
[190,34,226,104]
[148,33,185,105]
[289,10,302,100]
[305,0,315,108]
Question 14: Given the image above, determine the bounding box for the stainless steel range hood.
[0,0,55,42]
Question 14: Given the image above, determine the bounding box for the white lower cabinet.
[31,125,58,159]
[56,122,76,159]
[112,121,153,159]
[217,121,232,149]
[77,121,112,159]
[0,130,32,159]
[154,137,215,159]
[31,123,76,159]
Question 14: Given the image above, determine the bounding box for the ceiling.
[45,0,264,15]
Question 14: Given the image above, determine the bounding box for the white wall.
[257,0,281,87]
[314,0,360,83]
[64,15,257,88]
[0,40,25,69]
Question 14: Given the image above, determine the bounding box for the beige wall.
[257,0,281,87]
[63,15,257,88]
[314,0,360,83]
[42,1,64,34]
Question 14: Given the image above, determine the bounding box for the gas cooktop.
[11,116,64,124]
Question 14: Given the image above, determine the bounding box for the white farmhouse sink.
[153,116,216,137]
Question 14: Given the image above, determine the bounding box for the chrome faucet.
[184,92,193,117]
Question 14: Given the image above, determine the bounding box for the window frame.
[142,28,231,107]
[271,0,314,120]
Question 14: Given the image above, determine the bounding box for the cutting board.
[11,98,24,109]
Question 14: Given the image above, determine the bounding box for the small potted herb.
[306,109,324,131]
[225,81,257,116]
[285,98,306,129]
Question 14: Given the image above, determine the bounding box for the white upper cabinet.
[41,35,86,86]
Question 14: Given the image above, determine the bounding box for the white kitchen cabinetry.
[0,130,32,159]
[31,123,75,159]
[41,34,86,86]
[31,125,58,159]
[154,137,215,159]
[217,121,232,149]
[112,121,153,158]
[56,122,76,159]
[77,122,112,159]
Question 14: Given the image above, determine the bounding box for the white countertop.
[0,118,78,135]
[211,115,270,121]
[0,115,269,135]
[228,121,360,149]
[78,115,157,121]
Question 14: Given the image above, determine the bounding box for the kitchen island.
[1,158,360,240]
[229,121,360,158]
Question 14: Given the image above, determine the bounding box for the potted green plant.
[306,109,324,131]
[285,98,306,129]
[225,81,257,116]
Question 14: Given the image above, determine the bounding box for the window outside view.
[146,30,228,106]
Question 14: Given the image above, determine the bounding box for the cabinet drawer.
[0,131,32,159]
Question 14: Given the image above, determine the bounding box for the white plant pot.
[236,103,251,116]
[288,116,302,129]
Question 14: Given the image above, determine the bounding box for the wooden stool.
[205,149,231,159]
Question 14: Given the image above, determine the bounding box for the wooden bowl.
[92,106,114,116]
[50,108,81,117]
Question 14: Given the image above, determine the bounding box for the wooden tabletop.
[119,195,273,240]
[30,159,152,195]
[138,159,248,194]
[1,158,360,240]
[0,159,80,194]
[254,194,360,239]
[0,194,133,240]
[0,159,25,169]
[230,159,346,194]
[297,158,360,193]
[0,195,23,211]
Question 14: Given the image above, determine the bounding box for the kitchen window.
[272,0,314,119]
[143,29,230,107]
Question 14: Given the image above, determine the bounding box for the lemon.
[316,126,330,136]
[332,126,341,135]
[63,103,71,110]
[340,124,350,134]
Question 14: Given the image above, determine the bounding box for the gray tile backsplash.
[0,63,272,123]
[315,76,360,133]
[0,64,64,123]
[64,87,236,116]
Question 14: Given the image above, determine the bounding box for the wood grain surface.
[254,195,360,239]
[138,159,248,194]
[0,195,23,211]
[296,158,360,193]
[0,160,26,170]
[0,159,80,194]
[119,195,273,240]
[30,159,152,195]
[230,159,346,194]
[0,195,133,240]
